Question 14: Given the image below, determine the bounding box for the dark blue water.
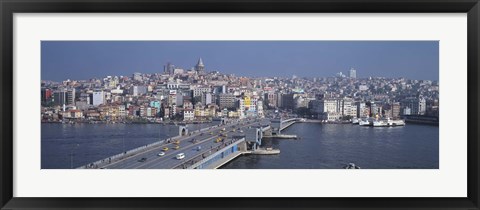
[221,123,439,169]
[42,122,439,169]
[41,123,215,169]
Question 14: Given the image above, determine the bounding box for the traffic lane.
[102,130,202,168]
[135,134,220,169]
[104,120,256,169]
[170,136,246,169]
[140,129,250,169]
[136,122,259,169]
[130,123,240,169]
[139,139,219,169]
[139,128,243,169]
[108,131,221,169]
[160,137,232,169]
[103,123,233,168]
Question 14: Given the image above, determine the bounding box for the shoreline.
[41,120,214,125]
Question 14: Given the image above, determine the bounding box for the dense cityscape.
[41,58,439,124]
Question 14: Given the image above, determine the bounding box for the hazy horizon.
[41,41,439,82]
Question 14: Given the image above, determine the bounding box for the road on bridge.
[101,118,270,169]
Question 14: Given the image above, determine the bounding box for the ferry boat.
[373,120,388,127]
[359,118,372,126]
[388,119,406,126]
[373,118,406,127]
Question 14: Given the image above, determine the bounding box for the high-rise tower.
[195,58,205,74]
[349,68,357,79]
[164,62,175,75]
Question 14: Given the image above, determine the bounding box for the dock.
[263,134,298,139]
[250,148,280,155]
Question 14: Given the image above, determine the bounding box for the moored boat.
[373,120,388,127]
[387,119,406,126]
[359,118,373,126]
[351,118,359,124]
[373,118,406,127]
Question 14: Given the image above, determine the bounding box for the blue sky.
[41,41,439,81]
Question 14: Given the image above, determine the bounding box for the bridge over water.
[78,117,302,169]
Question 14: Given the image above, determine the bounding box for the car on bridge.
[157,152,165,156]
[176,153,185,160]
[138,157,147,162]
[173,140,180,144]
[162,147,169,151]
[173,145,180,150]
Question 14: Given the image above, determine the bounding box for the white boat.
[387,119,406,126]
[359,118,372,126]
[373,120,388,127]
[373,118,406,127]
[351,118,359,124]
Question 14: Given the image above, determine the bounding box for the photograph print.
[41,41,439,169]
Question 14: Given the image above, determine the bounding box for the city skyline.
[41,41,439,170]
[42,41,439,82]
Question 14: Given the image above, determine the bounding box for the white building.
[92,90,104,106]
[315,99,338,114]
[257,100,264,118]
[133,72,142,81]
[167,83,180,89]
[146,107,152,117]
[356,102,369,118]
[173,68,184,75]
[183,109,194,121]
[339,98,354,117]
[349,68,357,79]
[403,107,412,115]
[309,99,341,121]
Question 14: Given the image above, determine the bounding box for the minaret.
[195,58,205,74]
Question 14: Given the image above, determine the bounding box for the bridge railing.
[278,118,302,131]
[186,138,245,169]
[281,118,302,123]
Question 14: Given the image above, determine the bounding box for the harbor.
[221,122,439,169]
[41,119,439,169]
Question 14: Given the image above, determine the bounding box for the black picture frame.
[1,0,479,209]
